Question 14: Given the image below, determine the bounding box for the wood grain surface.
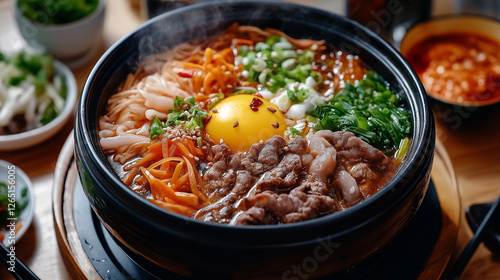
[0,0,499,279]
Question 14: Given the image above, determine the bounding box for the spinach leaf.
[307,71,411,154]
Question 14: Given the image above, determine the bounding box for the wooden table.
[0,0,499,279]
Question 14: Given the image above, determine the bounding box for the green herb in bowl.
[0,51,67,135]
[18,0,99,25]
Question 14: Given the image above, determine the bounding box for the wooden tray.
[53,132,461,279]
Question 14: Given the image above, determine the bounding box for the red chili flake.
[255,93,263,98]
[271,122,279,129]
[233,121,239,128]
[205,115,212,125]
[267,107,277,113]
[250,97,264,112]
[178,69,196,78]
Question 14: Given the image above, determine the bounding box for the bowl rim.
[400,14,500,108]
[0,159,35,245]
[14,0,106,30]
[0,60,78,150]
[78,0,434,232]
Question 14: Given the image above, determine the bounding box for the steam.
[129,1,285,70]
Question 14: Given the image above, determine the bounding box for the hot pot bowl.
[75,1,435,278]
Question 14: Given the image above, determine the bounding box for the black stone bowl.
[75,1,435,279]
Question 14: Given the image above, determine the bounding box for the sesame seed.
[284,146,289,152]
[212,108,218,113]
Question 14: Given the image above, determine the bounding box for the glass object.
[455,0,500,20]
[347,0,432,46]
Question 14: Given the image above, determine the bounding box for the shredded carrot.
[126,152,162,169]
[161,140,170,171]
[174,192,200,208]
[234,38,254,47]
[142,167,183,204]
[148,157,183,170]
[171,161,184,183]
[171,174,190,191]
[176,142,194,159]
[122,166,139,186]
[183,155,209,204]
[147,142,162,154]
[148,199,196,217]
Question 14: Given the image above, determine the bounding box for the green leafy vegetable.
[149,96,209,139]
[237,35,320,94]
[287,87,310,103]
[307,71,411,154]
[18,0,99,25]
[0,51,65,128]
[149,115,165,140]
[40,102,59,125]
[0,182,28,230]
[290,127,302,137]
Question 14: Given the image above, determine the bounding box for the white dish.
[14,0,106,62]
[0,60,77,151]
[0,159,35,246]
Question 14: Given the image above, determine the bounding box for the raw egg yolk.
[206,95,286,152]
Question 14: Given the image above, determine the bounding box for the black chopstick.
[0,241,40,280]
[443,195,500,280]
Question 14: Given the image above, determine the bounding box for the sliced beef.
[330,131,391,173]
[256,153,302,192]
[233,190,336,225]
[241,136,286,176]
[197,131,399,225]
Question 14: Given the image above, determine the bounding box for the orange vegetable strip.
[205,48,214,63]
[147,142,162,154]
[148,169,168,178]
[161,140,170,171]
[234,38,254,46]
[182,62,205,71]
[147,157,183,170]
[184,138,204,157]
[203,72,215,94]
[182,156,208,204]
[148,199,196,217]
[171,174,189,191]
[122,167,139,186]
[127,152,161,169]
[176,142,194,159]
[194,95,210,102]
[171,161,184,183]
[169,145,179,157]
[141,167,183,203]
[174,192,200,209]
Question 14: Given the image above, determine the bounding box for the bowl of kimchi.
[401,15,500,127]
[75,1,435,278]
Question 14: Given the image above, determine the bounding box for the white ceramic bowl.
[0,159,35,246]
[14,0,106,61]
[0,60,77,151]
